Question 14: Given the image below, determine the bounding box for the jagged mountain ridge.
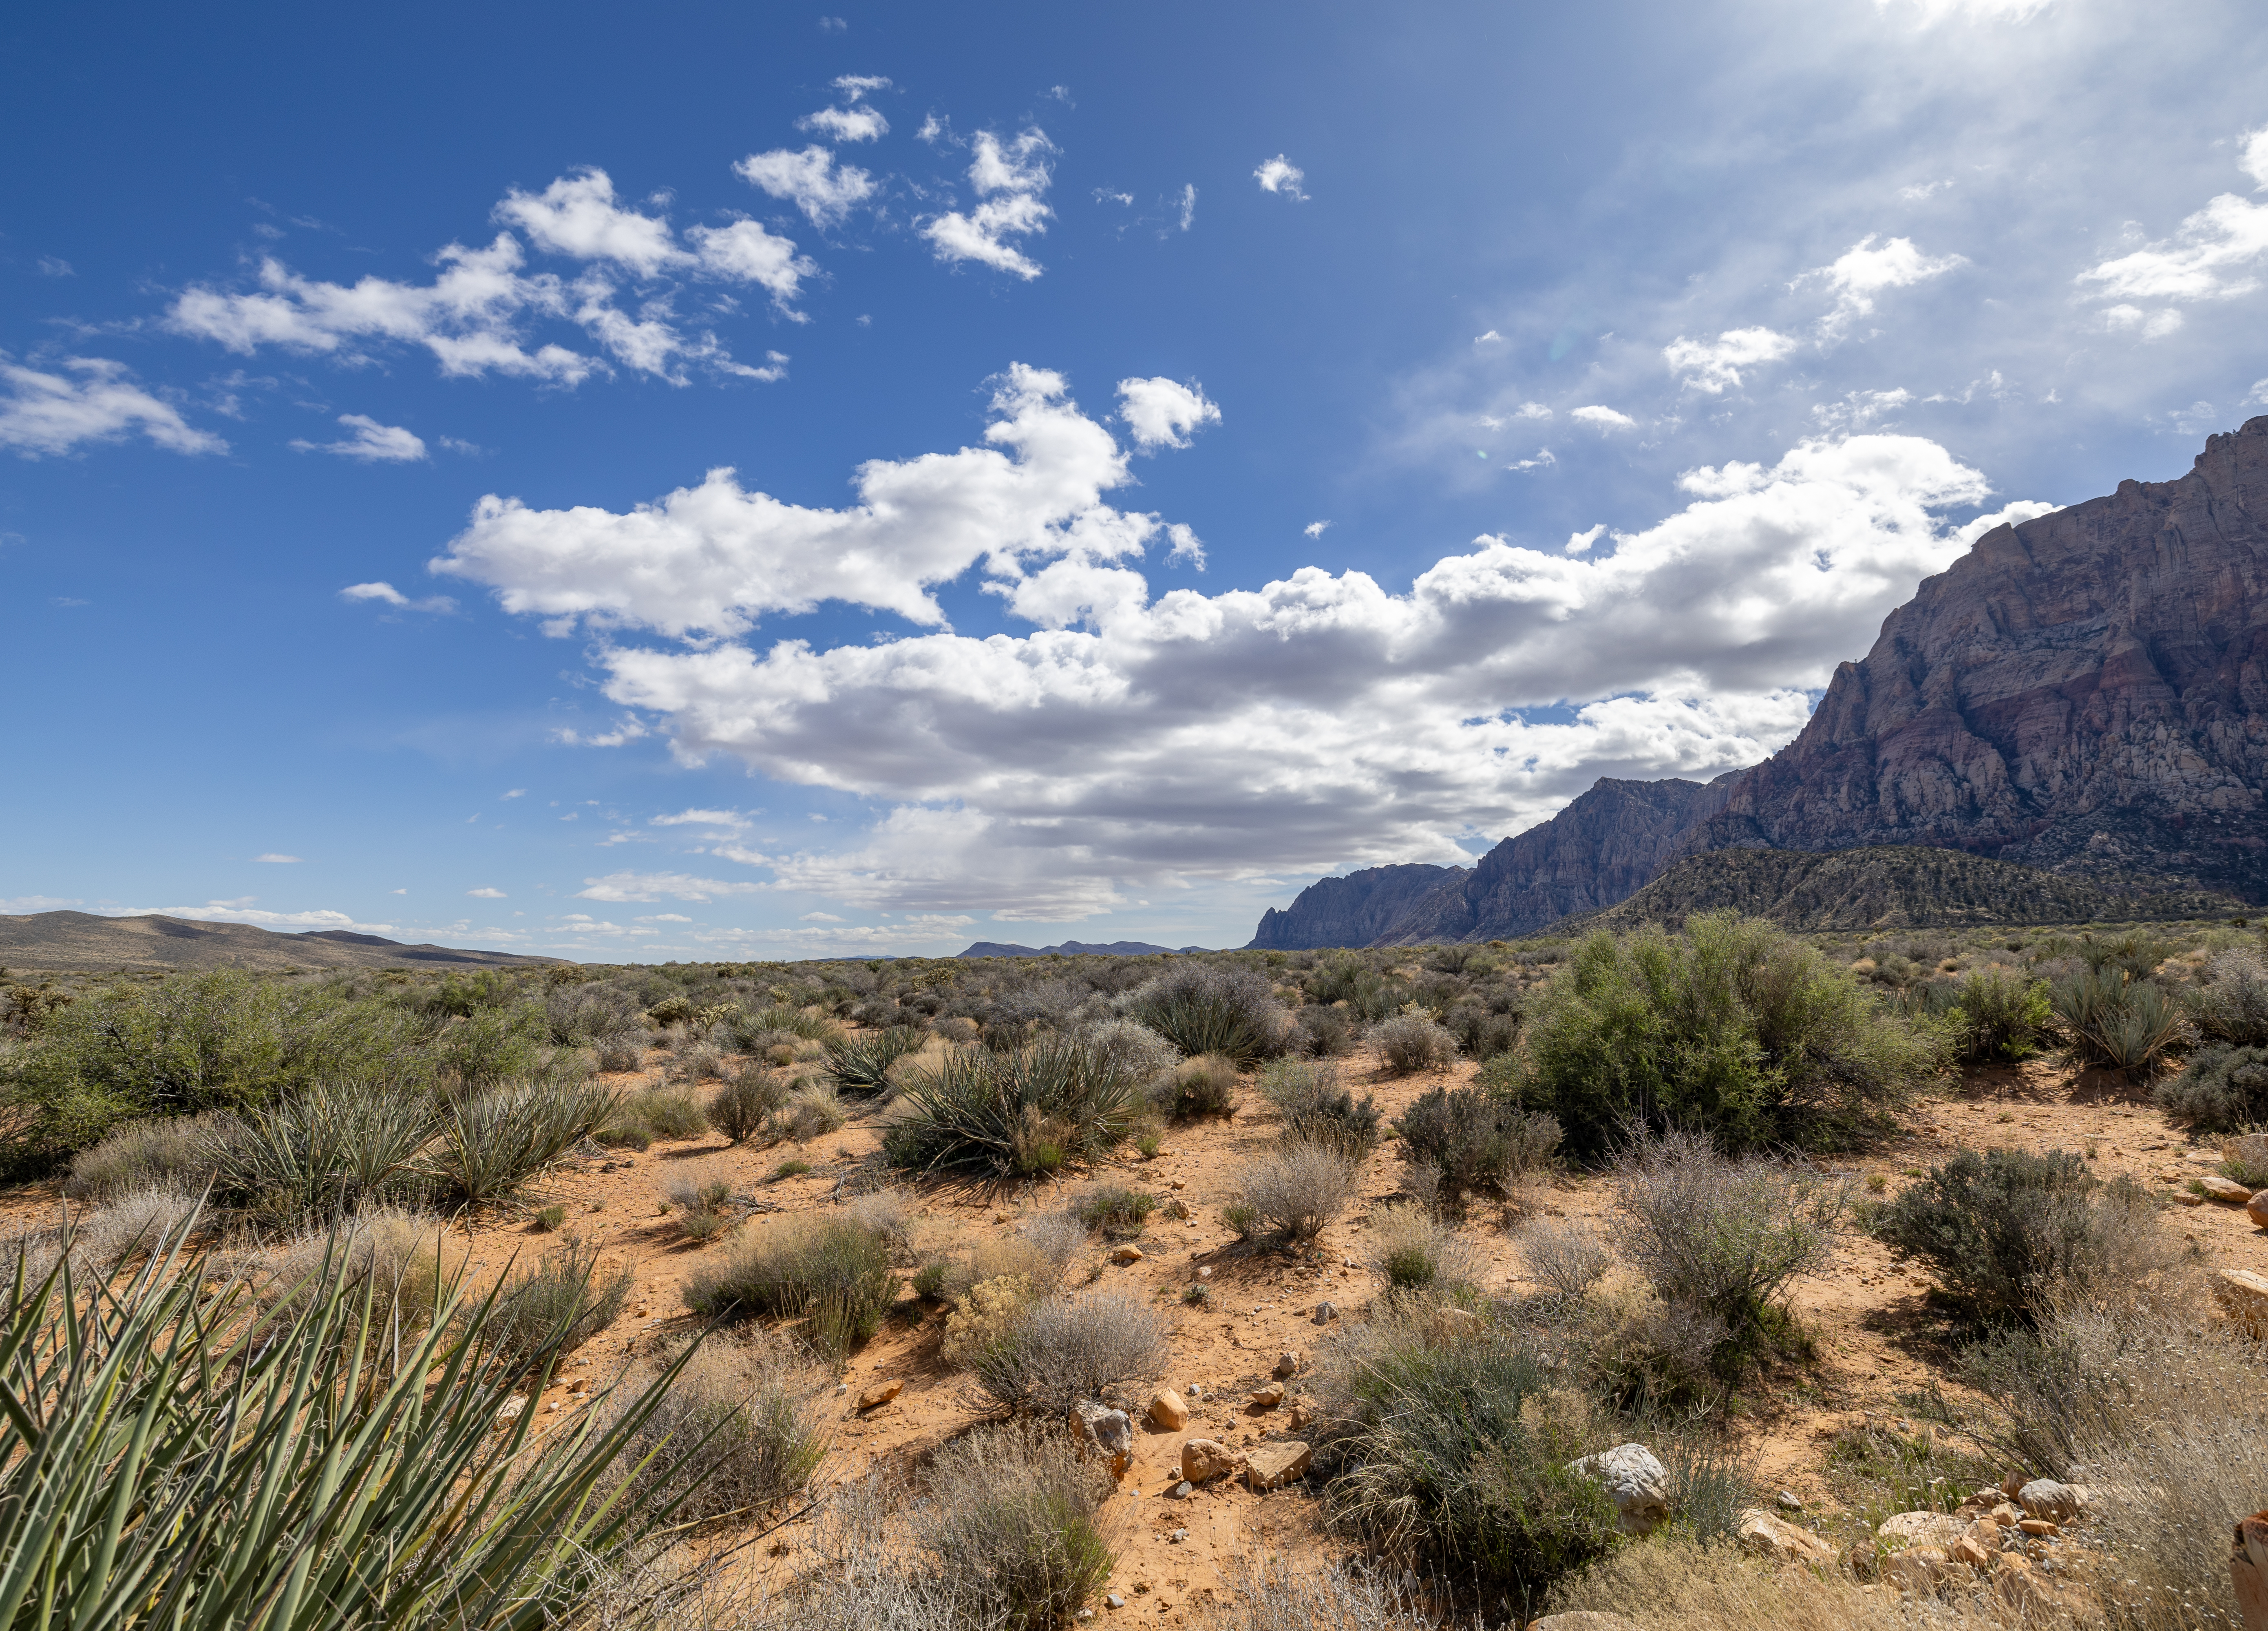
[1259,416,2268,948]
[1243,863,1466,950]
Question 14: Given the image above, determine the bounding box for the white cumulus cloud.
[1254,156,1307,199]
[340,581,458,614]
[734,146,877,230]
[1663,327,1798,393]
[291,413,427,462]
[924,130,1055,278]
[2078,192,2268,305]
[1115,376,1221,450]
[574,871,767,902]
[1802,234,1968,337]
[0,355,228,458]
[798,105,888,143]
[1570,405,1636,431]
[444,363,2050,919]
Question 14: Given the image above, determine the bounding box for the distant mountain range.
[0,911,563,974]
[956,939,1212,959]
[1252,417,2268,947]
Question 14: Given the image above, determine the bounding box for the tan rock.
[1111,1244,1145,1264]
[1882,1545,1953,1595]
[1146,1390,1189,1431]
[2017,1518,2058,1537]
[1069,1401,1135,1481]
[1991,1501,2024,1527]
[857,1378,904,1410]
[2233,1510,2268,1631]
[1272,1350,1301,1378]
[1526,1616,1640,1631]
[1736,1507,1837,1565]
[1950,1533,1993,1568]
[1248,1382,1285,1409]
[1990,1552,2073,1620]
[1179,1438,1243,1484]
[1245,1439,1312,1491]
[2017,1479,2084,1523]
[496,1395,529,1425]
[2199,1173,2256,1204]
[2251,1190,2268,1231]
[1876,1511,1964,1551]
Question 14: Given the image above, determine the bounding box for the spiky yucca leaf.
[0,1204,716,1631]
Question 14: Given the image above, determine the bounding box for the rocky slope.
[1356,415,2268,944]
[1244,862,1466,950]
[1569,845,2237,935]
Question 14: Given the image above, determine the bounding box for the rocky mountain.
[1273,415,2268,947]
[0,911,564,974]
[1568,845,2238,935]
[1244,863,1467,950]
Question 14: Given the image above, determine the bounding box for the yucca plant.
[0,1206,717,1631]
[728,1005,839,1047]
[883,1040,1140,1179]
[821,1027,925,1096]
[206,1080,439,1222]
[426,1078,615,1207]
[2049,967,2189,1078]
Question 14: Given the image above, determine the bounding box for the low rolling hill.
[0,911,565,975]
[1564,846,2245,935]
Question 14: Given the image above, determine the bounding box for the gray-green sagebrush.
[0,1208,716,1630]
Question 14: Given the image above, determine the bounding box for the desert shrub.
[484,1237,634,1368]
[1607,1129,1840,1374]
[0,970,424,1158]
[594,1034,645,1074]
[2155,1042,2268,1131]
[1943,964,2052,1064]
[1372,1014,1456,1076]
[1307,959,1407,1023]
[823,1026,926,1096]
[1078,1016,1178,1087]
[1367,1203,1479,1296]
[1519,1219,1610,1301]
[532,1204,566,1231]
[64,1110,238,1200]
[964,1291,1170,1419]
[610,1336,830,1525]
[777,1080,847,1141]
[646,995,695,1028]
[1320,1311,1622,1610]
[1392,1087,1559,1208]
[1258,1058,1382,1157]
[2048,965,2189,1078]
[1237,1142,1360,1244]
[710,1068,786,1143]
[76,1185,202,1267]
[682,1216,897,1356]
[425,1001,553,1090]
[671,1043,727,1083]
[660,1160,736,1227]
[543,981,644,1046]
[1154,1052,1239,1120]
[1070,1184,1155,1238]
[918,1421,1115,1631]
[2223,1129,2268,1188]
[208,1081,438,1222]
[1295,1006,1358,1058]
[729,1004,840,1047]
[884,1040,1139,1179]
[942,1273,1038,1368]
[265,1207,451,1367]
[602,1085,709,1145]
[1872,1146,2176,1325]
[769,1158,811,1182]
[1443,1002,1521,1064]
[1493,913,1943,1157]
[426,1077,616,1207]
[1124,963,1289,1065]
[2191,947,2268,1044]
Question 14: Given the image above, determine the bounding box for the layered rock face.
[1307,416,2268,946]
[1374,778,1736,944]
[1245,863,1466,950]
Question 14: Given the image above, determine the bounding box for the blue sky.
[5,0,2268,959]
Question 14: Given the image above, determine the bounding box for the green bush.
[1367,1204,1478,1295]
[962,1292,1169,1419]
[884,1041,1139,1180]
[208,1081,438,1222]
[1392,1087,1559,1208]
[2047,966,2188,1079]
[1070,1185,1155,1237]
[484,1237,635,1369]
[613,1085,710,1142]
[1944,965,2052,1064]
[1295,1006,1358,1058]
[1491,913,1943,1157]
[1124,963,1289,1065]
[64,1111,239,1201]
[1154,1053,1238,1120]
[1321,1316,1622,1609]
[681,1216,897,1357]
[2191,949,2268,1045]
[1258,1058,1382,1157]
[426,1001,551,1088]
[2155,1044,2268,1131]
[710,1069,786,1143]
[1373,1014,1457,1075]
[822,1026,926,1095]
[1607,1128,1841,1376]
[1872,1147,2169,1325]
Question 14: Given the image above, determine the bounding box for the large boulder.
[1566,1445,1672,1537]
[1146,1390,1189,1431]
[1736,1507,1837,1565]
[1876,1511,1965,1551]
[2017,1479,2085,1523]
[1180,1438,1243,1485]
[1245,1440,1313,1491]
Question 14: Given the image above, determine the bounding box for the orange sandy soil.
[8,1044,2264,1624]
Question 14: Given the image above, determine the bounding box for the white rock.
[1567,1444,1671,1537]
